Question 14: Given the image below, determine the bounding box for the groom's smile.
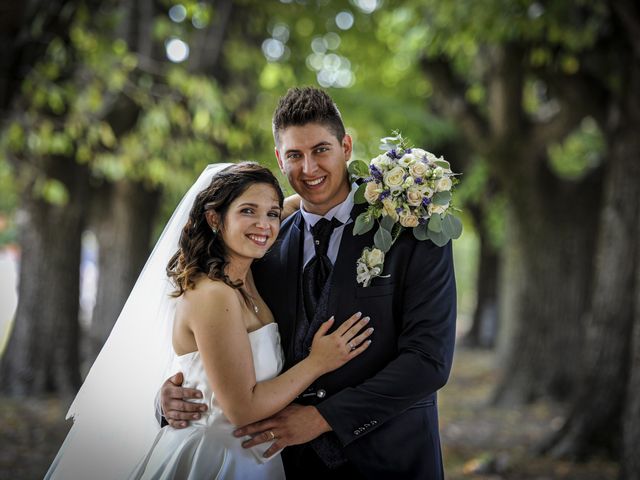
[303,176,326,187]
[275,122,352,216]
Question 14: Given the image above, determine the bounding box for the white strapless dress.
[130,322,286,480]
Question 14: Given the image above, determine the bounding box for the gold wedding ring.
[268,430,276,440]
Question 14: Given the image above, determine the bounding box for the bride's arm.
[184,283,371,427]
[281,194,301,220]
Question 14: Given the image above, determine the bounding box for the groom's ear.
[275,146,286,175]
[342,134,353,161]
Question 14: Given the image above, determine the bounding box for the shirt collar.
[300,183,357,231]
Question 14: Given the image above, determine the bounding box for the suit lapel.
[278,212,304,354]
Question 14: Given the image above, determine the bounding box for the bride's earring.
[211,226,218,235]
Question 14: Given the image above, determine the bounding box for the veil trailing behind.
[45,163,232,480]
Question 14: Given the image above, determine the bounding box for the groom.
[161,87,457,479]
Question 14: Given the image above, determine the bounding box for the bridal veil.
[45,163,232,479]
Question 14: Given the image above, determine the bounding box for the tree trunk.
[543,62,640,459]
[493,162,602,404]
[421,48,602,403]
[87,179,160,364]
[0,156,89,395]
[464,205,500,348]
[623,286,640,478]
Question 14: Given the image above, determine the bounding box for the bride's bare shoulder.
[177,276,242,319]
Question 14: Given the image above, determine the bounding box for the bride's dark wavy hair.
[167,162,284,298]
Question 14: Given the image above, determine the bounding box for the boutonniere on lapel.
[349,131,463,287]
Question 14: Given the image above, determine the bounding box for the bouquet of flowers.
[349,131,462,287]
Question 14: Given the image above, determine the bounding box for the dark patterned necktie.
[302,217,343,319]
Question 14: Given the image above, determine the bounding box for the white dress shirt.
[299,184,357,268]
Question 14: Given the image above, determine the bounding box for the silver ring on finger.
[349,342,356,351]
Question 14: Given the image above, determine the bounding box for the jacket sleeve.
[316,239,457,446]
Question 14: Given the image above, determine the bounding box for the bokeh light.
[166,38,189,63]
[168,4,187,23]
[336,11,354,30]
[262,38,286,61]
[353,0,380,14]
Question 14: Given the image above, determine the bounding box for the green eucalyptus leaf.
[413,223,428,241]
[428,214,442,233]
[427,228,450,247]
[354,182,367,204]
[380,214,395,232]
[434,159,450,169]
[374,226,393,252]
[432,191,452,206]
[348,159,369,178]
[353,212,374,235]
[442,214,463,239]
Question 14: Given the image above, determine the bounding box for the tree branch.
[530,69,609,150]
[420,56,490,153]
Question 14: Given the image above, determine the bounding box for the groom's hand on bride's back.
[160,372,207,429]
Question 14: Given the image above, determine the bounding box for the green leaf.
[380,214,395,232]
[428,214,442,233]
[442,214,463,239]
[374,226,393,252]
[353,212,374,235]
[41,179,69,206]
[427,228,450,247]
[354,182,367,204]
[432,191,452,206]
[434,159,450,169]
[413,223,428,241]
[348,159,369,178]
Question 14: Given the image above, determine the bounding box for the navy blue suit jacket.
[252,204,457,479]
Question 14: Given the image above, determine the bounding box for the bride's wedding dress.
[44,164,289,480]
[130,322,285,480]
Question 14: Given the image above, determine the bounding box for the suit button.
[316,389,326,398]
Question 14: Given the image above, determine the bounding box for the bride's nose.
[254,218,271,230]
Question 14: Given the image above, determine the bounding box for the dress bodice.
[173,322,284,427]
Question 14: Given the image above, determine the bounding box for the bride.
[45,162,372,480]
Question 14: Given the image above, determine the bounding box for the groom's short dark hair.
[272,86,346,146]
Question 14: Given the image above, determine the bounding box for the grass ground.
[0,346,619,479]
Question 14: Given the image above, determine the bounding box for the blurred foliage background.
[1,0,639,478]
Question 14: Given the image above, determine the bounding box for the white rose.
[425,152,438,164]
[402,176,414,188]
[382,197,399,222]
[399,211,419,228]
[410,148,428,159]
[364,181,381,204]
[409,161,429,178]
[428,202,448,215]
[383,166,406,190]
[371,154,391,170]
[398,153,414,168]
[406,186,423,207]
[418,183,434,197]
[436,176,452,191]
[367,248,385,267]
[432,166,444,178]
